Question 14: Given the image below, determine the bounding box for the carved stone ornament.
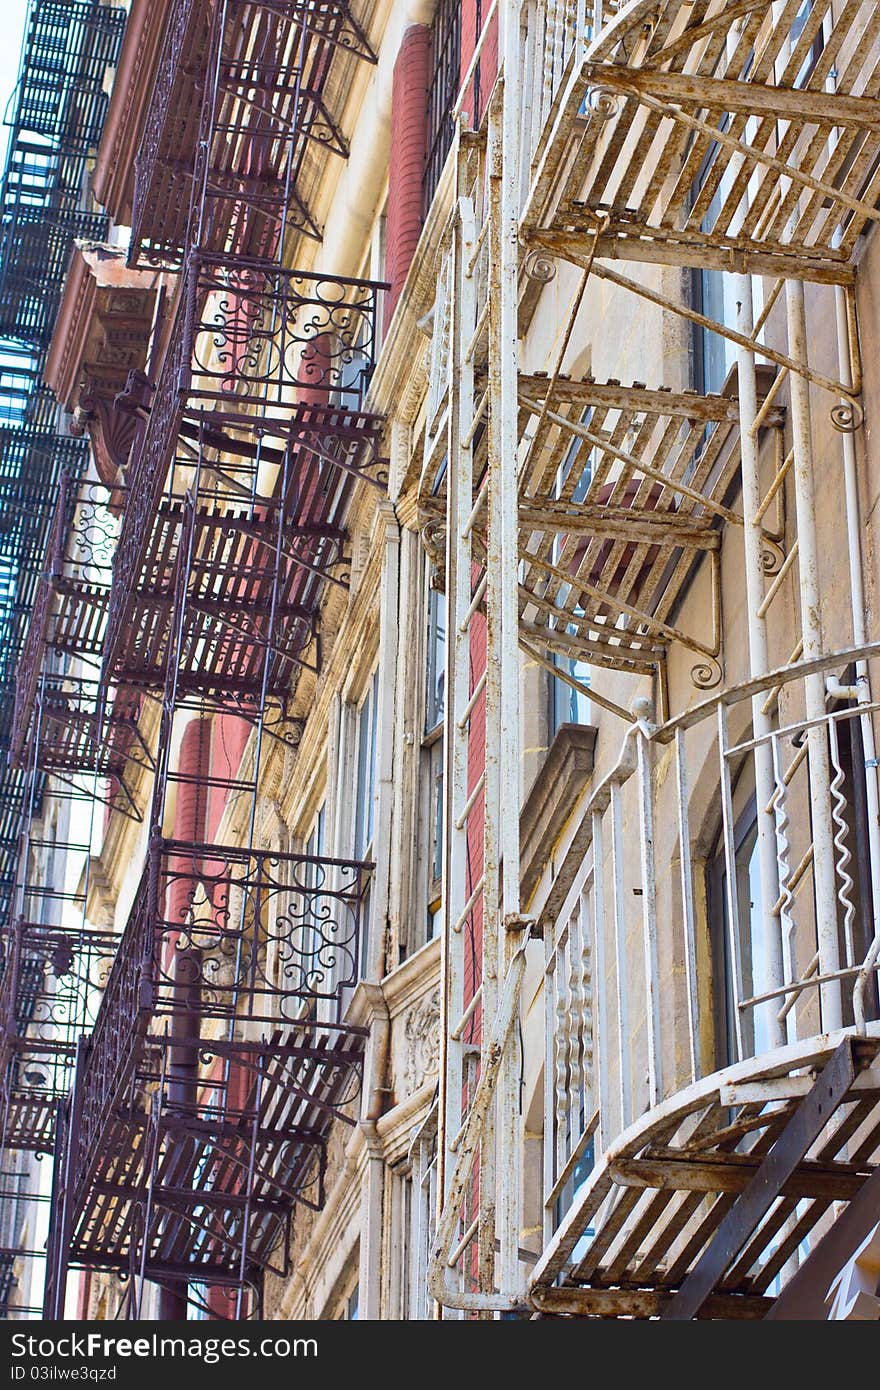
[403,986,441,1095]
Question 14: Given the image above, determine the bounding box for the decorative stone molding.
[85,856,116,930]
[44,244,157,483]
[402,985,440,1096]
[91,0,176,224]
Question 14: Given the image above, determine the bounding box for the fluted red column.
[159,715,211,1323]
[385,25,430,323]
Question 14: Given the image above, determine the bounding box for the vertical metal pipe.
[496,0,524,1299]
[591,810,610,1153]
[636,727,661,1106]
[785,277,842,1031]
[482,94,504,1296]
[437,188,476,1314]
[610,782,631,1126]
[157,948,202,1322]
[674,728,700,1081]
[718,704,745,1062]
[734,273,785,1050]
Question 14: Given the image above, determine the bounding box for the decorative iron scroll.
[103,256,385,685]
[150,837,370,1019]
[70,838,371,1186]
[186,255,383,407]
[0,924,118,1152]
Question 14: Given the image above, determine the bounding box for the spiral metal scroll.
[761,538,785,576]
[65,480,120,581]
[523,250,557,283]
[586,86,621,123]
[0,927,117,1059]
[830,399,864,433]
[691,655,723,689]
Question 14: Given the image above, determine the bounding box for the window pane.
[550,654,591,735]
[425,585,446,730]
[354,672,379,857]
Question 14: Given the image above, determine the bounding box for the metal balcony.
[129,0,376,268]
[520,0,880,284]
[10,676,153,823]
[101,256,386,694]
[0,0,125,346]
[53,838,370,1299]
[0,921,117,1153]
[421,371,786,698]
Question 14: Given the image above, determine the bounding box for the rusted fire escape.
[0,1,126,1317]
[34,0,386,1320]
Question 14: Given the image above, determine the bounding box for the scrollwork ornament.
[761,538,785,575]
[587,86,621,123]
[691,656,723,690]
[831,399,864,434]
[523,250,557,283]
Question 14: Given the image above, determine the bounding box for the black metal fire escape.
[33,0,387,1320]
[0,0,125,1318]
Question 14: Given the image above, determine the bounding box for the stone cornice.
[44,243,158,482]
[92,0,175,224]
[45,244,158,408]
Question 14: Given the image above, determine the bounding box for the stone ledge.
[520,723,598,907]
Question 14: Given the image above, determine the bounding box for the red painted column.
[385,25,431,323]
[166,717,212,933]
[208,714,251,844]
[159,715,211,1323]
[207,1058,252,1320]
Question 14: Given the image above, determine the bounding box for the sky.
[0,0,30,178]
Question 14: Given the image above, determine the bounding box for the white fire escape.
[420,0,880,1318]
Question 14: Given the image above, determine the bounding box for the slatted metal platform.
[523,0,880,284]
[67,1027,366,1281]
[530,1032,880,1318]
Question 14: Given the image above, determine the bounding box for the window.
[404,1111,438,1319]
[354,671,379,860]
[425,585,446,731]
[690,147,738,395]
[350,671,380,982]
[710,801,765,1065]
[423,0,461,215]
[549,644,592,738]
[549,420,592,734]
[423,572,446,946]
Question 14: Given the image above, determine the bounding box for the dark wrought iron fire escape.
[0,0,125,1318]
[29,0,387,1320]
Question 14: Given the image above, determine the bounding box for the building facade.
[0,0,879,1321]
